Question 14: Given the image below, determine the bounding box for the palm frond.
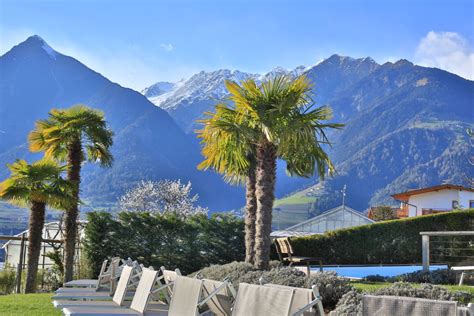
[29,104,114,167]
[0,158,74,210]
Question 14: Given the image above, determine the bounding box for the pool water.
[311,265,447,278]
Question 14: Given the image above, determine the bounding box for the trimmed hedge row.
[290,210,474,265]
[83,211,245,276]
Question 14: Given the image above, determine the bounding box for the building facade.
[392,184,474,217]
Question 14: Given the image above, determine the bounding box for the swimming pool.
[310,265,447,278]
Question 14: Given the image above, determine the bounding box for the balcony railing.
[421,208,452,215]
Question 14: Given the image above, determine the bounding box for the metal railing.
[420,231,474,272]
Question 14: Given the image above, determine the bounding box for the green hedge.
[83,211,245,276]
[290,210,474,265]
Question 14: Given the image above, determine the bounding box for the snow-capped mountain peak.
[151,69,260,111]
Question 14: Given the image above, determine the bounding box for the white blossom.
[119,179,208,218]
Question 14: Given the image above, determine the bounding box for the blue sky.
[1,0,473,90]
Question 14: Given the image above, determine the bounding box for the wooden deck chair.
[263,283,324,316]
[200,278,236,316]
[231,283,294,316]
[275,238,323,275]
[52,261,140,301]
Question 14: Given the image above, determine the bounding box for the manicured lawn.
[352,281,474,300]
[0,293,60,316]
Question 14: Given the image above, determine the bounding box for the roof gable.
[285,205,373,232]
[392,184,474,201]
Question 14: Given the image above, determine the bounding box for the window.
[452,200,459,209]
[470,200,474,209]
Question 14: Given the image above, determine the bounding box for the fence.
[420,231,474,272]
[0,220,86,293]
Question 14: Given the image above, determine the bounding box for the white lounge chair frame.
[52,261,142,301]
[452,266,474,286]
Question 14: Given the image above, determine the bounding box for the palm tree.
[211,75,343,269]
[0,159,73,293]
[28,105,113,283]
[197,105,258,263]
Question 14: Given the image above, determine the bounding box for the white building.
[271,205,374,237]
[392,184,474,217]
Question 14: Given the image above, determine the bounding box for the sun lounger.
[362,295,473,316]
[158,266,181,304]
[263,283,324,316]
[64,259,109,288]
[59,258,130,293]
[53,265,134,309]
[451,266,474,286]
[62,273,229,316]
[199,278,236,316]
[52,262,142,301]
[62,268,167,315]
[231,283,294,316]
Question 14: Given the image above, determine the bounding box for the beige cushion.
[362,295,458,316]
[265,284,316,316]
[232,283,293,316]
[130,268,158,313]
[112,265,134,305]
[168,276,203,316]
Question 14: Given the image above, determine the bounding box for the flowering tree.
[119,180,208,217]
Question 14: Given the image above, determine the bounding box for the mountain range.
[0,35,243,211]
[0,35,472,222]
[142,51,473,216]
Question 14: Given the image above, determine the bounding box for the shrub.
[363,274,387,282]
[387,268,456,285]
[306,271,354,309]
[259,267,307,287]
[195,262,353,310]
[0,265,16,294]
[191,261,282,286]
[369,206,398,221]
[374,282,472,305]
[83,211,245,275]
[191,261,257,284]
[42,267,62,291]
[331,289,363,316]
[291,210,474,265]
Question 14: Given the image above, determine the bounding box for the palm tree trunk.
[63,139,82,283]
[254,140,277,270]
[244,166,257,264]
[25,201,46,293]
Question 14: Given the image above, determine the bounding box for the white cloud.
[415,31,474,80]
[160,43,174,52]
